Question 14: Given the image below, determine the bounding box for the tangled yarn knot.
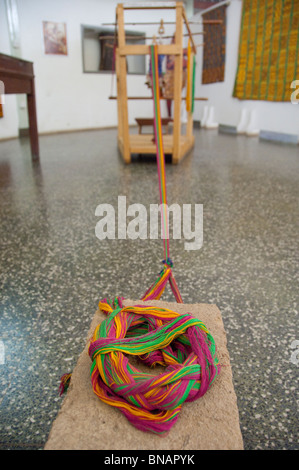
[88,297,220,435]
[141,259,183,303]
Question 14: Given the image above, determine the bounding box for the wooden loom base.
[118,134,195,164]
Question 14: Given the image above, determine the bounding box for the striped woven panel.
[233,0,299,102]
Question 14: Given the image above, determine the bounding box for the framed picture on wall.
[43,21,68,55]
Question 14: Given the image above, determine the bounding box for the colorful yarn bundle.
[89,297,220,435]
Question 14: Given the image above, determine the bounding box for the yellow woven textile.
[233,0,299,102]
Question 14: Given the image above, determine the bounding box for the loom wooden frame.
[115,2,197,164]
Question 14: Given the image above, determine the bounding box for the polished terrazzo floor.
[0,128,298,450]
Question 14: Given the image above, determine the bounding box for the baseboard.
[259,130,299,145]
[0,125,142,143]
[38,125,120,137]
[0,135,18,142]
[218,124,237,135]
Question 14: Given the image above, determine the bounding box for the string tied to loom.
[58,44,220,437]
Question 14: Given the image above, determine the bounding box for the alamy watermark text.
[95,196,203,251]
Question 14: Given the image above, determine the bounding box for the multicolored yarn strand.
[192,55,196,114]
[88,297,220,435]
[149,44,169,261]
[143,44,183,304]
[59,44,220,435]
[59,373,72,396]
[186,39,196,114]
[186,39,192,112]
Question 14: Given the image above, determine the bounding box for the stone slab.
[44,299,244,450]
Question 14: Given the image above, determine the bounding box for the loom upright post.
[116,3,131,163]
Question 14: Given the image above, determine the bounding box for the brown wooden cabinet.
[0,53,39,161]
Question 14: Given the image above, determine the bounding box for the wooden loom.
[112,2,206,164]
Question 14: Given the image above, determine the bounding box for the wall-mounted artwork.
[233,0,299,102]
[43,21,68,55]
[202,4,227,84]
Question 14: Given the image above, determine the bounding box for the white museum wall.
[0,0,19,140]
[0,0,172,138]
[1,0,298,140]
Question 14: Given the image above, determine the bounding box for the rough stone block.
[45,299,243,450]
